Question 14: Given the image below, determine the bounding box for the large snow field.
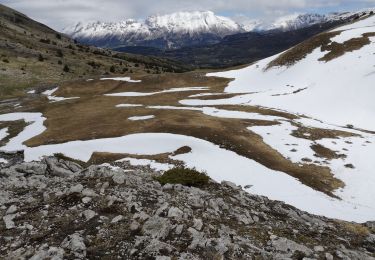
[0,112,375,222]
[204,16,375,131]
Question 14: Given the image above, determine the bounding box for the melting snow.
[0,158,8,164]
[148,106,283,121]
[117,157,173,171]
[105,87,209,97]
[0,113,46,151]
[100,77,141,83]
[128,115,155,121]
[116,104,143,108]
[0,128,9,141]
[43,87,79,102]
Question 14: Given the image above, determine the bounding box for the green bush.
[63,65,70,72]
[38,54,44,62]
[155,167,209,187]
[56,49,64,57]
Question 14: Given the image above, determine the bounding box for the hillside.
[1,156,374,259]
[0,4,190,98]
[205,11,375,130]
[1,3,375,248]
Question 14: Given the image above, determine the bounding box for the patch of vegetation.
[56,49,63,58]
[63,64,70,72]
[155,166,209,187]
[311,144,346,160]
[319,32,375,62]
[266,31,340,68]
[38,53,44,62]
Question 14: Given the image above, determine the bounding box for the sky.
[1,0,374,30]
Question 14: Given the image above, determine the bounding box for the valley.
[1,2,375,259]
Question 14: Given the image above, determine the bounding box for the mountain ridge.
[65,9,375,50]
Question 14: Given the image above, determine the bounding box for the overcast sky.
[1,0,374,30]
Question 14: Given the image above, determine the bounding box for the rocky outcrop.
[0,157,374,259]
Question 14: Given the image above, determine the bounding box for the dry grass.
[320,32,375,62]
[291,125,357,141]
[311,144,346,160]
[0,120,28,146]
[18,72,346,197]
[340,222,370,237]
[266,28,375,69]
[266,31,340,68]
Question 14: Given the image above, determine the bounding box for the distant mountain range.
[64,10,372,50]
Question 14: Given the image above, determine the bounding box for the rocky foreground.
[0,156,374,259]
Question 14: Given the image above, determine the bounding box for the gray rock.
[3,214,18,229]
[168,207,183,219]
[82,209,96,221]
[314,245,325,252]
[6,205,18,214]
[111,215,124,223]
[130,221,141,232]
[271,237,313,256]
[61,233,86,258]
[175,224,184,235]
[44,157,76,177]
[70,184,84,194]
[112,171,126,184]
[81,188,98,197]
[142,216,171,239]
[30,246,65,260]
[193,218,203,231]
[221,181,240,190]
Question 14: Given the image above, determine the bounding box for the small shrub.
[155,167,209,187]
[110,65,116,73]
[58,60,62,65]
[55,33,62,40]
[56,49,63,57]
[2,59,9,63]
[63,65,70,72]
[38,54,44,62]
[40,38,51,44]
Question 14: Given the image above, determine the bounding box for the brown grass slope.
[0,4,190,98]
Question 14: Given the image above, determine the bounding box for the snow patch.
[0,113,46,152]
[100,77,141,83]
[105,87,209,97]
[128,115,155,121]
[116,104,143,108]
[43,87,79,102]
[116,158,173,171]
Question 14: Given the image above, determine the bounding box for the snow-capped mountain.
[65,9,374,50]
[64,11,245,49]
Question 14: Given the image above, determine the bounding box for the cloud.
[1,0,374,30]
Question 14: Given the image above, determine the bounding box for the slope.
[0,4,190,98]
[206,11,375,131]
